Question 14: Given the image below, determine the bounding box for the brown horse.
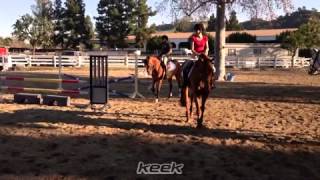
[180,54,215,128]
[144,56,182,102]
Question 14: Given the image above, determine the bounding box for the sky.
[0,0,319,37]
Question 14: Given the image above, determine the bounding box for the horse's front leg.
[194,95,202,128]
[198,94,208,128]
[155,79,163,103]
[189,91,194,121]
[150,79,155,94]
[168,78,173,98]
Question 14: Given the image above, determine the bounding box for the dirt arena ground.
[0,67,319,180]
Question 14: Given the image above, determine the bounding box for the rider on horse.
[191,23,209,57]
[159,35,173,78]
[182,23,210,89]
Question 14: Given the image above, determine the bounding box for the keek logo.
[136,161,184,175]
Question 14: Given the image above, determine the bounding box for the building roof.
[127,28,297,40]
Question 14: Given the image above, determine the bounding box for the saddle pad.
[167,61,176,72]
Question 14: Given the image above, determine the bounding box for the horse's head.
[192,56,215,91]
[144,56,159,75]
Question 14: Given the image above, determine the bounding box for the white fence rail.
[225,56,310,68]
[0,54,311,69]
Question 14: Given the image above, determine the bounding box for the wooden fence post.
[236,57,239,68]
[53,56,57,67]
[28,55,32,67]
[273,56,277,68]
[124,54,129,67]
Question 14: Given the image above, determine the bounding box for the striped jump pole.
[0,86,88,95]
[0,76,87,84]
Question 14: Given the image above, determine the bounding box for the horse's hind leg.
[189,92,194,120]
[185,87,190,122]
[168,78,173,98]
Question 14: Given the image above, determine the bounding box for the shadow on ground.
[0,108,319,179]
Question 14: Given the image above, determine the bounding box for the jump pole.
[0,86,88,95]
[130,50,144,99]
[0,76,86,84]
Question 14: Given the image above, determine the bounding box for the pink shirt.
[192,35,208,53]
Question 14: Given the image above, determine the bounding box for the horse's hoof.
[196,119,203,128]
[180,99,186,106]
[155,99,159,103]
[196,123,203,129]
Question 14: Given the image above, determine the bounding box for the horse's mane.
[198,54,214,76]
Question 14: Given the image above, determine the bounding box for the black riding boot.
[161,61,166,79]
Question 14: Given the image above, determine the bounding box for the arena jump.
[0,75,88,106]
[0,51,144,110]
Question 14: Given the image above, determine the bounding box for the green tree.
[241,7,320,30]
[133,0,156,48]
[175,16,193,32]
[226,32,256,43]
[95,0,135,48]
[156,23,175,31]
[31,0,54,48]
[53,0,66,48]
[13,14,42,55]
[64,0,93,49]
[276,30,292,43]
[13,0,54,54]
[226,11,242,31]
[83,15,94,49]
[207,34,215,55]
[298,17,320,49]
[241,18,273,30]
[146,36,162,53]
[278,18,320,66]
[207,13,216,31]
[0,37,12,46]
[276,7,320,29]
